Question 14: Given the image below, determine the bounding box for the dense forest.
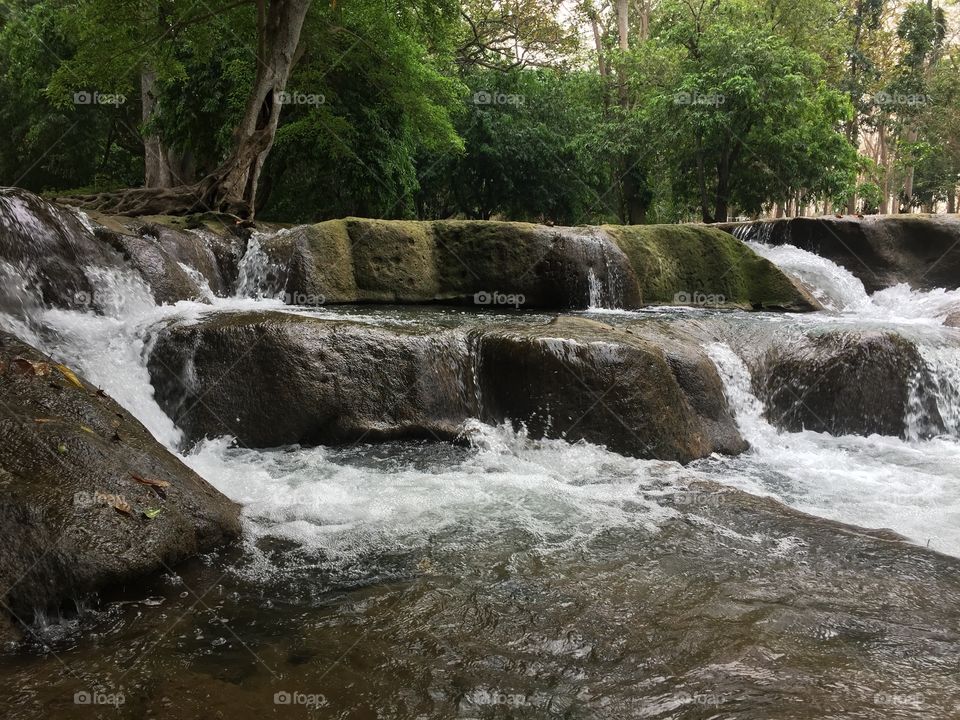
[0,0,957,223]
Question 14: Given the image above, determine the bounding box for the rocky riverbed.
[1,188,959,718]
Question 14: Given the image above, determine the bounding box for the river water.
[1,217,959,718]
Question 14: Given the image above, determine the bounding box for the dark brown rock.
[0,333,241,640]
[147,314,747,463]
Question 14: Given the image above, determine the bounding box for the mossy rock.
[603,224,819,310]
[346,218,438,301]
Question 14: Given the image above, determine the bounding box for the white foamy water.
[183,421,684,572]
[705,342,960,555]
[2,200,960,566]
[747,241,960,323]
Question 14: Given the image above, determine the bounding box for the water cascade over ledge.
[2,189,960,718]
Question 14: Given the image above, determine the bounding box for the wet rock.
[750,329,943,437]
[723,215,960,292]
[90,216,246,302]
[603,223,821,311]
[0,333,241,640]
[473,317,748,460]
[946,312,960,328]
[147,314,746,462]
[0,188,125,311]
[261,218,815,311]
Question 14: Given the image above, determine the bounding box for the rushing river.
[1,219,960,718]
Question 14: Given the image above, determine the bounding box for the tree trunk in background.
[614,0,646,224]
[878,123,890,214]
[203,0,312,217]
[634,0,650,40]
[902,127,919,213]
[142,69,172,188]
[948,188,956,213]
[589,11,607,78]
[616,0,629,51]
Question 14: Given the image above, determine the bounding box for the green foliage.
[0,0,955,221]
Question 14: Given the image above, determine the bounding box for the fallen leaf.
[131,474,171,489]
[142,508,162,519]
[111,497,133,515]
[56,364,83,388]
[12,357,50,376]
[79,425,95,434]
[34,418,57,424]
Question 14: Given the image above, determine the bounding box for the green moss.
[603,224,813,309]
[431,220,549,297]
[346,219,438,301]
[294,221,357,301]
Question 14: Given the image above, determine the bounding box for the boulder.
[722,215,960,292]
[88,214,248,302]
[147,314,747,462]
[0,188,125,312]
[749,329,943,437]
[0,333,241,640]
[603,223,821,310]
[472,318,748,460]
[946,312,960,328]
[260,218,817,311]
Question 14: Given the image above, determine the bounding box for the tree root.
[54,176,249,218]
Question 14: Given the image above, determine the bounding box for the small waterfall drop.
[746,240,960,322]
[587,268,605,309]
[234,233,283,299]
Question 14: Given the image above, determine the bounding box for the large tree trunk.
[142,68,172,189]
[66,0,312,218]
[204,0,312,217]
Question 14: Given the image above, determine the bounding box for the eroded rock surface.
[0,333,241,640]
[147,314,747,462]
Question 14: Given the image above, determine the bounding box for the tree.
[50,0,313,218]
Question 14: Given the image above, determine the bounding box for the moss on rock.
[602,224,819,310]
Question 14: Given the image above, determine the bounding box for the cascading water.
[746,240,960,322]
[5,198,960,717]
[704,342,960,555]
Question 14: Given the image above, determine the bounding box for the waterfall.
[234,233,283,299]
[587,268,605,309]
[746,240,960,323]
[582,231,627,310]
